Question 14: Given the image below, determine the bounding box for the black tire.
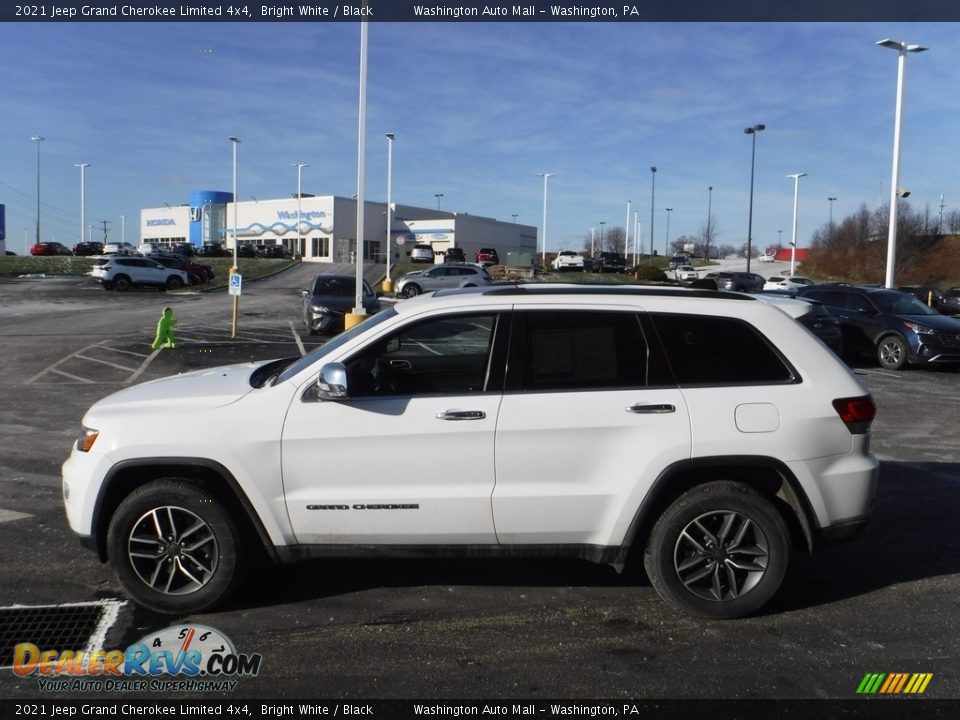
[101,281,115,291]
[187,273,201,286]
[877,335,907,370]
[644,481,789,619]
[166,276,184,290]
[404,283,422,298]
[113,275,131,292]
[106,479,244,615]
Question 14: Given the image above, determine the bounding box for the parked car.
[896,285,955,315]
[30,242,73,256]
[301,273,381,335]
[155,255,214,285]
[443,247,466,263]
[237,244,258,258]
[757,252,776,263]
[73,241,104,256]
[64,284,878,618]
[198,243,230,258]
[409,244,434,263]
[396,263,492,297]
[102,242,138,256]
[717,271,765,292]
[755,294,843,355]
[799,284,960,370]
[674,265,699,282]
[257,244,288,259]
[940,288,960,316]
[171,243,196,258]
[90,256,189,291]
[551,251,585,272]
[138,242,173,257]
[475,248,500,266]
[592,252,627,273]
[764,275,816,292]
[668,255,688,270]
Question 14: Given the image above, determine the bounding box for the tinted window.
[805,290,847,308]
[512,311,649,391]
[651,314,795,386]
[845,293,875,313]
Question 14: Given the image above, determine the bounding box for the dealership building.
[140,192,537,265]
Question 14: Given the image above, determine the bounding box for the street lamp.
[787,173,807,276]
[878,38,927,288]
[599,221,606,248]
[744,124,765,273]
[31,135,44,244]
[292,162,309,258]
[75,163,90,244]
[538,172,554,263]
[434,193,444,211]
[665,208,674,256]
[706,186,713,260]
[511,214,518,223]
[778,229,783,247]
[228,136,241,338]
[828,196,838,227]
[384,133,396,292]
[649,167,657,258]
[624,200,631,258]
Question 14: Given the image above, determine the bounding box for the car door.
[281,309,509,545]
[492,308,690,547]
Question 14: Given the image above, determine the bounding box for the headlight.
[76,428,99,452]
[311,305,331,314]
[903,322,935,335]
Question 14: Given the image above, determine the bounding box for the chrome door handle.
[627,403,676,414]
[436,410,486,421]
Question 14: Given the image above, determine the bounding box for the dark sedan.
[301,274,381,335]
[717,271,765,292]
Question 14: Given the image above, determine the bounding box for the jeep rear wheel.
[644,481,789,619]
[106,479,243,615]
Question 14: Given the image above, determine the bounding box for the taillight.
[832,396,876,434]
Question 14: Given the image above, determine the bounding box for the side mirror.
[315,362,349,400]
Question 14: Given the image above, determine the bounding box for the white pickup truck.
[550,251,585,271]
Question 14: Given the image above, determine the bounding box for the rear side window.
[510,311,650,391]
[651,314,795,386]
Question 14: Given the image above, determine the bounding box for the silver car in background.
[396,263,492,297]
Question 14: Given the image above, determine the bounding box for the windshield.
[310,276,371,297]
[872,291,939,316]
[273,306,397,385]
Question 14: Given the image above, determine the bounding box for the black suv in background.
[73,241,104,256]
[717,271,765,292]
[592,252,627,273]
[799,284,960,370]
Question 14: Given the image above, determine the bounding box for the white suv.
[63,285,878,618]
[91,256,189,291]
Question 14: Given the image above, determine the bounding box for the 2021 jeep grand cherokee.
[63,285,878,618]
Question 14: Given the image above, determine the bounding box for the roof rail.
[479,283,753,301]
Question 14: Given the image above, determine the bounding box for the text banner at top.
[3,0,958,22]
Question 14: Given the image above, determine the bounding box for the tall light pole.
[511,214,518,223]
[75,163,90,244]
[878,38,927,288]
[624,200,631,258]
[665,208,674,256]
[120,215,125,245]
[384,133,396,292]
[538,172,554,263]
[589,227,595,256]
[633,211,640,265]
[706,186,713,259]
[649,167,657,258]
[744,124,765,274]
[228,136,241,338]
[787,173,807,276]
[434,193,444,211]
[350,20,369,324]
[778,229,783,247]
[828,196,837,227]
[31,135,44,244]
[599,221,606,249]
[292,162,309,257]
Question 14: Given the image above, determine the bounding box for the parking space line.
[99,346,150,359]
[25,342,106,384]
[125,348,162,385]
[49,368,96,383]
[0,508,32,524]
[289,321,306,356]
[74,354,138,372]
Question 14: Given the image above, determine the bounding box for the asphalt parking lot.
[0,266,958,707]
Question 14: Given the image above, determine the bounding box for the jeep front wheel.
[644,481,789,619]
[106,479,243,614]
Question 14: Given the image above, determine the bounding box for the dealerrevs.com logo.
[13,624,262,693]
[857,672,934,695]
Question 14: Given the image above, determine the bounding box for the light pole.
[120,215,125,245]
[384,133,396,292]
[633,211,640,265]
[624,200,631,258]
[228,136,241,338]
[787,173,807,276]
[511,214,518,223]
[706,186,713,259]
[31,135,44,244]
[828,196,837,227]
[665,208,673,256]
[292,162,309,258]
[878,38,927,288]
[649,167,656,258]
[75,163,90,244]
[350,20,370,324]
[744,124,765,274]
[599,221,606,249]
[434,193,444,211]
[589,228,595,256]
[778,229,783,247]
[538,172,554,264]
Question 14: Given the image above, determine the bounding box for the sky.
[2,20,959,256]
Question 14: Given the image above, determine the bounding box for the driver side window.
[345,313,498,397]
